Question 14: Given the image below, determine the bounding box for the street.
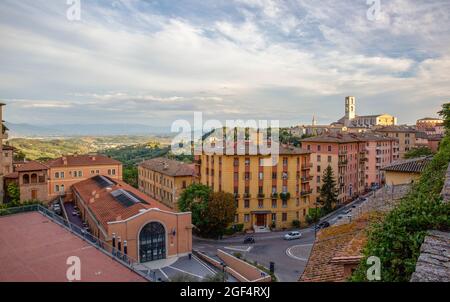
[193,193,371,282]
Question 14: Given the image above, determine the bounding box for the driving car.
[315,221,330,230]
[284,231,302,240]
[243,236,255,244]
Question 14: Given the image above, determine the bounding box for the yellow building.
[195,143,313,231]
[382,156,432,186]
[138,158,197,210]
[375,125,417,158]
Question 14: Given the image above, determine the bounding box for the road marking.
[224,246,253,252]
[192,254,216,275]
[159,268,170,281]
[285,244,313,261]
[167,265,205,279]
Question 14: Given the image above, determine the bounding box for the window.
[91,170,95,174]
[258,200,264,209]
[328,156,332,163]
[234,215,239,223]
[61,185,65,193]
[328,145,332,152]
[283,157,288,166]
[54,172,60,179]
[60,172,65,179]
[272,199,277,208]
[234,158,239,166]
[244,200,250,208]
[317,176,321,183]
[282,213,288,222]
[55,185,60,192]
[317,145,321,152]
[271,213,277,222]
[317,165,321,173]
[234,172,239,180]
[282,199,287,208]
[111,169,116,175]
[282,172,288,180]
[244,214,250,223]
[272,172,277,179]
[182,181,187,189]
[259,172,264,180]
[245,158,250,166]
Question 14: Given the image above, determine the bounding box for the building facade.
[416,117,444,131]
[301,134,366,204]
[138,158,196,210]
[195,143,312,231]
[375,125,417,159]
[72,176,192,262]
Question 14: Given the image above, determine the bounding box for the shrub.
[292,219,301,228]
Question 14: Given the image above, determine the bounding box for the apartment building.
[301,133,398,204]
[7,154,122,203]
[45,154,122,201]
[138,158,196,210]
[195,142,312,231]
[358,133,399,188]
[375,125,417,158]
[416,117,444,131]
[301,134,365,204]
[72,175,192,262]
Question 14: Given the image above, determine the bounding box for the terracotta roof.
[139,158,196,177]
[200,141,311,156]
[15,161,48,172]
[72,176,174,231]
[410,230,450,282]
[381,156,432,173]
[300,218,368,282]
[45,154,121,168]
[375,125,417,133]
[300,132,396,144]
[4,172,18,179]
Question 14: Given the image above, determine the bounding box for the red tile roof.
[15,161,49,172]
[72,176,174,231]
[300,218,368,282]
[45,154,121,168]
[140,157,196,177]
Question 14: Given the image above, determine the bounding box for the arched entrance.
[139,222,166,263]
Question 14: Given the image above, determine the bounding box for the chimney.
[163,162,169,170]
[62,156,67,165]
[91,190,96,196]
[91,156,96,161]
[89,197,95,204]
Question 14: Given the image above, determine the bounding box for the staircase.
[253,225,271,233]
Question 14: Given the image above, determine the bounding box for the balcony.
[301,176,313,183]
[257,193,265,199]
[302,163,313,170]
[234,193,240,199]
[301,189,313,196]
[243,193,251,199]
[338,160,348,166]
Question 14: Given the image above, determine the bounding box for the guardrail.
[0,204,156,282]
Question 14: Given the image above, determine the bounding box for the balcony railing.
[301,176,313,183]
[300,189,313,196]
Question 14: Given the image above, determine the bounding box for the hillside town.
[0,98,449,283]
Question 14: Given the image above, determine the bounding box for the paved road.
[193,193,372,282]
[194,228,316,282]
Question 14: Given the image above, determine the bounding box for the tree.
[202,191,237,238]
[178,183,212,231]
[123,165,138,188]
[7,182,20,204]
[404,146,434,159]
[319,165,338,214]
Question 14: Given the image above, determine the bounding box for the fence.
[0,204,157,282]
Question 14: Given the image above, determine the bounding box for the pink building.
[301,133,399,204]
[358,133,399,189]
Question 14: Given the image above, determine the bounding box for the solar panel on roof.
[93,175,115,188]
[111,189,146,207]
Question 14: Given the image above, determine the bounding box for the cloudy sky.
[0,0,449,130]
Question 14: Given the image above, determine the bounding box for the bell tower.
[345,96,356,120]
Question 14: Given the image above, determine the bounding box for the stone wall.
[441,163,450,203]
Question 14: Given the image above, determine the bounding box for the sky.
[0,0,449,131]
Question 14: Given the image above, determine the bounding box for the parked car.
[243,236,255,244]
[284,231,302,240]
[344,209,352,214]
[316,221,330,230]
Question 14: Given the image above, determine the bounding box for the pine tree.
[319,165,338,214]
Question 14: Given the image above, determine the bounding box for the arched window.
[23,174,30,184]
[139,222,166,263]
[31,173,38,184]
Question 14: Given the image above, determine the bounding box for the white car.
[284,231,302,240]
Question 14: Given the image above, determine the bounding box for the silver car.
[284,231,302,240]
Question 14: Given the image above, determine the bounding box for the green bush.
[292,219,301,228]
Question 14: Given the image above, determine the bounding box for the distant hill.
[5,122,170,138]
